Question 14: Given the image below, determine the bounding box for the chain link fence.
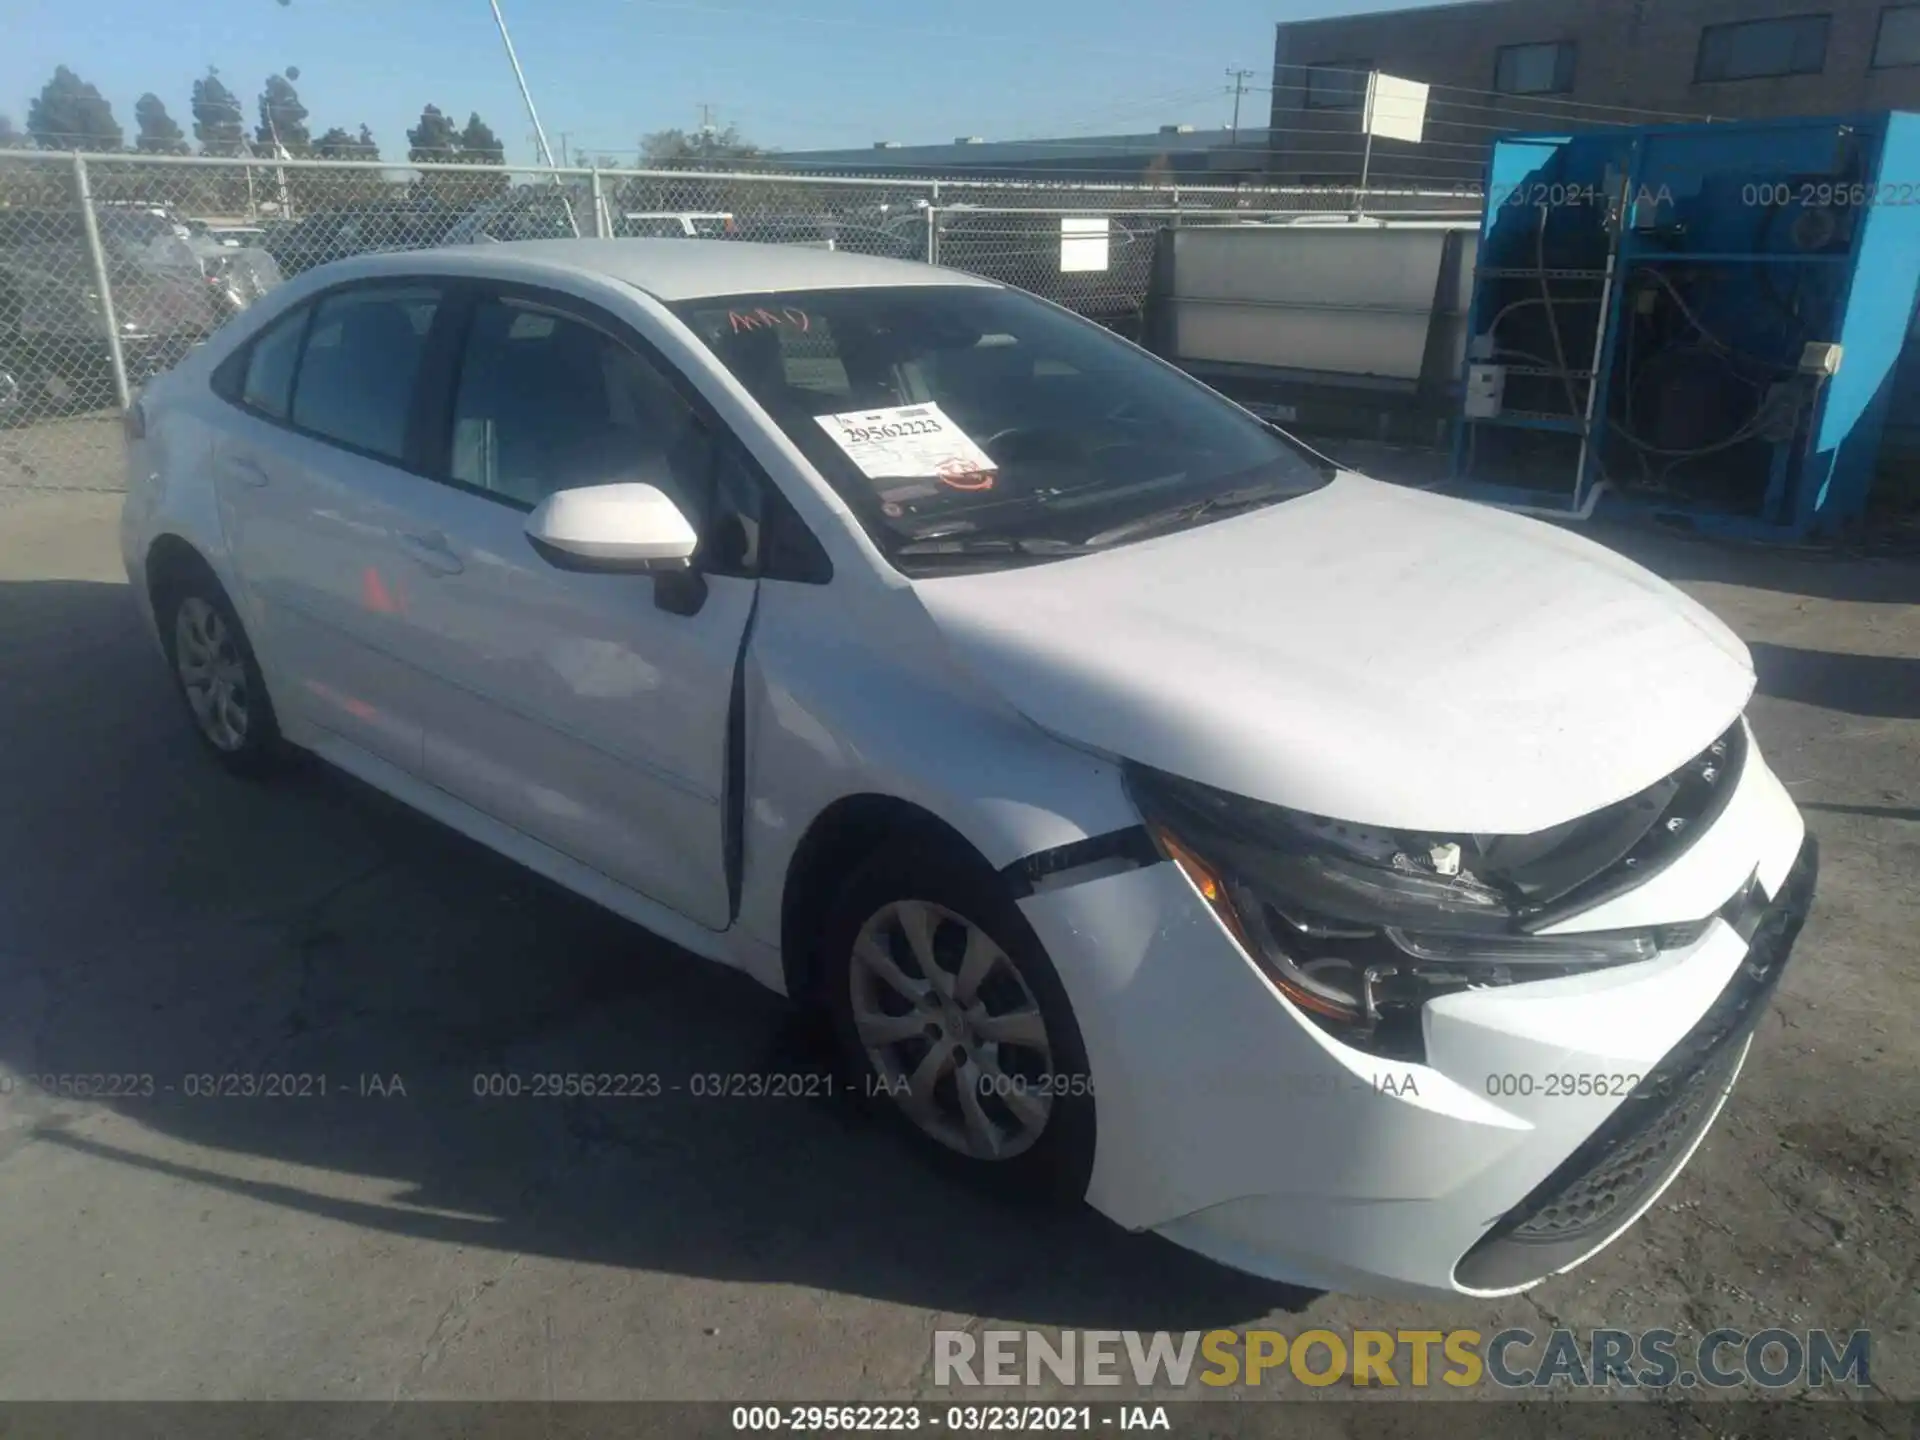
[0,149,1481,496]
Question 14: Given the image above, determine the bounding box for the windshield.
[671,285,1329,570]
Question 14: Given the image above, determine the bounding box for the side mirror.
[524,483,698,574]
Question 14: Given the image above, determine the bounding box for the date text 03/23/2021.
[0,1073,408,1100]
[731,1406,1169,1432]
[467,1072,1096,1101]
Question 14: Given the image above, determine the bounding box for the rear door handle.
[397,530,465,576]
[221,456,270,488]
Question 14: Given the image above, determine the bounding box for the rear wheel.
[821,839,1096,1202]
[157,575,284,777]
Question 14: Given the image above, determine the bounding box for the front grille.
[1453,834,1818,1293]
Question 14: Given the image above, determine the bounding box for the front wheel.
[821,840,1096,1202]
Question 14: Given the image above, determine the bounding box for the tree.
[306,123,386,209]
[0,114,26,149]
[134,94,190,154]
[192,70,248,155]
[407,104,460,162]
[640,124,760,168]
[312,123,380,159]
[26,65,123,151]
[256,72,310,155]
[455,112,510,198]
[458,112,504,166]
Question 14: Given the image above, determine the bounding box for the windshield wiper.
[1082,482,1299,549]
[893,535,1095,560]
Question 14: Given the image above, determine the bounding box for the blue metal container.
[1449,111,1920,539]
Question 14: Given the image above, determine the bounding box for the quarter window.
[239,306,308,420]
[448,297,709,518]
[1695,15,1830,81]
[289,286,441,461]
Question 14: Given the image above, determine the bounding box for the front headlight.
[1125,764,1683,1060]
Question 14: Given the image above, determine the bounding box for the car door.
[377,285,759,930]
[213,282,449,771]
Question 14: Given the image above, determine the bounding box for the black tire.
[820,836,1097,1204]
[155,566,286,778]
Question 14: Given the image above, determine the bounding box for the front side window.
[1495,41,1577,95]
[1695,15,1830,81]
[448,297,710,517]
[1305,61,1371,109]
[670,285,1329,573]
[290,286,441,461]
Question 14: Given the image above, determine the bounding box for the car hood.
[911,473,1755,835]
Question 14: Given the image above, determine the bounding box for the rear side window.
[290,286,441,461]
[240,307,308,420]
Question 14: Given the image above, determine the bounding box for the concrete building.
[1268,0,1920,185]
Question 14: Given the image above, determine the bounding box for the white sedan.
[121,239,1815,1298]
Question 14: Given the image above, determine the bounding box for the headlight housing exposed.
[1123,751,1735,1061]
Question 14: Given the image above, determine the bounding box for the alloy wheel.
[848,898,1055,1161]
[174,596,251,752]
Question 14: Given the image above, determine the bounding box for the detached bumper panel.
[1453,834,1818,1292]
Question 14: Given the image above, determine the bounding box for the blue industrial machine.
[1448,111,1920,538]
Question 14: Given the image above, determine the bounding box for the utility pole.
[1226,67,1255,142]
[558,131,571,167]
[488,0,559,169]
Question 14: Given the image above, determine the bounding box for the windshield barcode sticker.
[815,403,998,487]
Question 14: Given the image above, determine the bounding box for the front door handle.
[397,530,465,575]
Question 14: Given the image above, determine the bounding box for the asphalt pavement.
[0,485,1915,1414]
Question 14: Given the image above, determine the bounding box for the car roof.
[333,237,995,302]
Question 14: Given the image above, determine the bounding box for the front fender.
[736,578,1141,962]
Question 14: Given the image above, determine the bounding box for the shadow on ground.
[1748,643,1920,721]
[1585,521,1920,606]
[0,577,1311,1332]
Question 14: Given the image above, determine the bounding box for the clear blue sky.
[2,0,1410,166]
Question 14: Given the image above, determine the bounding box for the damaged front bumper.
[1014,731,1810,1297]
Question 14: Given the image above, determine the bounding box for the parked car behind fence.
[261,200,465,278]
[0,203,280,420]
